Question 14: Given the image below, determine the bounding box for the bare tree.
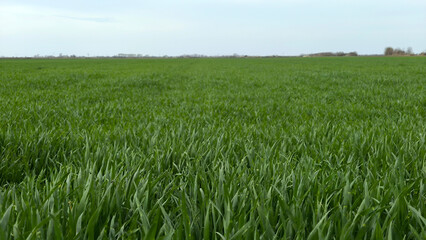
[407,47,413,55]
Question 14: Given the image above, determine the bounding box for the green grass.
[0,57,425,239]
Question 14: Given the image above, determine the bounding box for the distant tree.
[394,48,406,55]
[384,47,394,56]
[407,47,413,55]
[347,52,358,56]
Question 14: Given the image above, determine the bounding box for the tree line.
[384,47,426,56]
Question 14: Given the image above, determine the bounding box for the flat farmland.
[0,57,425,239]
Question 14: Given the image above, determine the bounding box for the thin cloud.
[0,4,112,23]
[55,15,113,23]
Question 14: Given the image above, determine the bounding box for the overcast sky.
[0,0,425,57]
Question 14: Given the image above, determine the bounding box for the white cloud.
[0,4,190,38]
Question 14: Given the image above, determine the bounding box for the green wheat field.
[0,57,425,239]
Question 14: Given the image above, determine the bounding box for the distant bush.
[393,48,406,55]
[306,51,358,57]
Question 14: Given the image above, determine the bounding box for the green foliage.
[0,57,425,239]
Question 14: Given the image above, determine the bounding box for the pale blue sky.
[1,0,425,56]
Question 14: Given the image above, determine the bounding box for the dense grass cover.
[0,57,425,239]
